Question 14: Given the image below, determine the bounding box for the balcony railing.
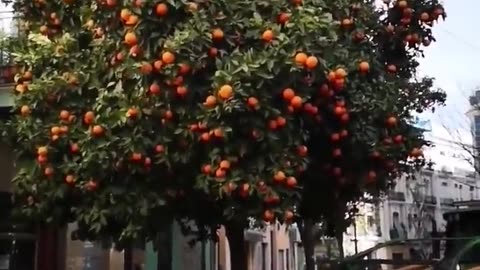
[387,191,406,202]
[440,198,455,207]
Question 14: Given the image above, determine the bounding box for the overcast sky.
[418,0,479,142]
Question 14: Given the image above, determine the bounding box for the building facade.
[343,127,479,258]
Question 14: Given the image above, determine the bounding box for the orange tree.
[296,0,446,266]
[0,0,446,268]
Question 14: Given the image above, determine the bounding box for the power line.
[436,28,480,51]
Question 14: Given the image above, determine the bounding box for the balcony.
[0,10,17,108]
[440,198,455,207]
[387,191,406,202]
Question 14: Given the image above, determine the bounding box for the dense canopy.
[1,0,445,249]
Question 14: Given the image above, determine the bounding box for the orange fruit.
[51,126,61,135]
[263,210,274,222]
[23,71,33,80]
[208,47,218,58]
[305,56,318,69]
[131,152,142,161]
[291,0,302,5]
[176,86,188,96]
[387,64,397,73]
[297,145,308,156]
[273,171,286,182]
[294,52,308,66]
[20,105,30,116]
[140,62,153,74]
[420,12,429,22]
[331,133,340,142]
[290,96,302,108]
[286,176,297,187]
[70,143,79,153]
[277,13,290,24]
[212,28,224,41]
[247,97,259,108]
[213,128,224,137]
[262,30,274,42]
[219,160,231,169]
[341,18,353,28]
[120,9,131,21]
[39,25,48,34]
[284,210,294,221]
[155,3,168,16]
[124,32,137,46]
[155,144,165,153]
[149,82,161,95]
[359,61,370,73]
[218,84,233,100]
[202,164,212,175]
[178,63,191,75]
[204,95,217,107]
[164,110,173,120]
[386,116,397,127]
[37,146,48,156]
[200,132,210,141]
[397,0,407,8]
[282,88,295,101]
[215,169,226,178]
[268,120,278,130]
[15,84,27,93]
[126,108,138,118]
[106,0,117,6]
[83,111,95,125]
[162,51,175,64]
[335,68,347,78]
[125,15,139,25]
[153,60,162,71]
[91,125,104,136]
[276,116,286,127]
[44,167,54,177]
[65,175,75,184]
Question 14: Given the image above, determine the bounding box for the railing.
[316,237,480,270]
[388,191,406,202]
[440,198,455,207]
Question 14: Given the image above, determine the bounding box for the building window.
[441,182,447,186]
[262,243,268,270]
[470,186,475,191]
[454,184,458,188]
[460,185,463,190]
[286,249,290,270]
[278,250,285,270]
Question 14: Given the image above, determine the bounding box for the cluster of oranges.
[202,159,231,180]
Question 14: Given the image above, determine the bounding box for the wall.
[0,142,13,192]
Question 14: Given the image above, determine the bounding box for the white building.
[343,123,479,258]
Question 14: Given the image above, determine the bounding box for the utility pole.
[351,204,359,254]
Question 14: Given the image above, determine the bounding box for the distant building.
[343,123,479,259]
[467,89,480,169]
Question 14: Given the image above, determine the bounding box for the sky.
[418,0,480,141]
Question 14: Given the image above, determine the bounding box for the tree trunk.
[336,232,344,259]
[299,219,316,270]
[157,222,173,270]
[124,247,133,270]
[225,221,247,270]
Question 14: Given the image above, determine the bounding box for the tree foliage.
[1,0,446,247]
